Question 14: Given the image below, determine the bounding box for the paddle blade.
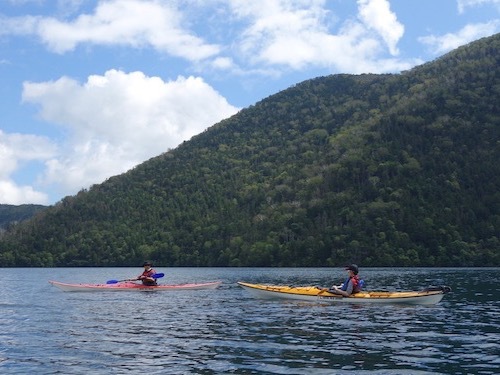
[153,273,164,279]
[106,278,132,284]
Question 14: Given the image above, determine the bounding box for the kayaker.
[134,261,158,286]
[328,264,361,296]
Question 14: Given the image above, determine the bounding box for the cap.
[142,261,153,267]
[345,264,359,275]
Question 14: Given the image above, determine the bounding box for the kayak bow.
[49,280,221,292]
[238,282,451,305]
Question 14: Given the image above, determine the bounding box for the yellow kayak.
[238,282,451,305]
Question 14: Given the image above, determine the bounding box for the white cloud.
[1,0,220,61]
[0,181,49,205]
[357,0,404,56]
[227,0,329,69]
[21,70,239,201]
[457,0,500,14]
[0,0,413,74]
[419,20,500,54]
[223,0,410,73]
[211,57,235,70]
[0,14,39,36]
[0,130,56,204]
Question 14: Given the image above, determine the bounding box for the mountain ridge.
[1,34,498,267]
[0,204,47,230]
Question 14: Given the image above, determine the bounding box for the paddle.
[106,273,165,284]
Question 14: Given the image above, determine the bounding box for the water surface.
[0,267,498,374]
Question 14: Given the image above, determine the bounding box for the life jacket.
[341,275,364,293]
[141,268,158,285]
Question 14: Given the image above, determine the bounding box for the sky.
[0,0,499,206]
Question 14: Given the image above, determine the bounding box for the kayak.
[49,280,222,292]
[238,282,451,305]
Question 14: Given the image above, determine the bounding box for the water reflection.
[0,267,498,374]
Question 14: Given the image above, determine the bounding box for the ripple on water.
[0,267,499,374]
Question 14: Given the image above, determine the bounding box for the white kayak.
[49,280,222,292]
[238,282,451,305]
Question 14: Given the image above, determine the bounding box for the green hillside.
[0,204,46,230]
[1,34,499,267]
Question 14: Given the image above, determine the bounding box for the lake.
[0,267,498,374]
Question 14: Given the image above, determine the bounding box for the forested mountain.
[0,34,498,267]
[0,204,46,230]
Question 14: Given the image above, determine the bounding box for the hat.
[142,261,153,267]
[345,264,359,275]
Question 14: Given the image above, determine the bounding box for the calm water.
[0,267,498,374]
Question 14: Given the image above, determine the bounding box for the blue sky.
[1,0,499,205]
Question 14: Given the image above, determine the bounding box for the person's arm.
[141,270,157,282]
[330,282,343,289]
[125,275,141,282]
[136,273,151,282]
[330,280,353,296]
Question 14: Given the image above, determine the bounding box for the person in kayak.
[328,264,362,296]
[134,261,158,286]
